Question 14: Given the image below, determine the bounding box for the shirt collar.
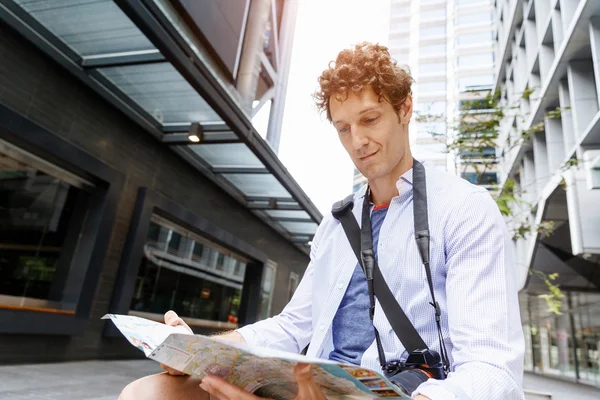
[395,167,414,192]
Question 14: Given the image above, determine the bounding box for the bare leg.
[119,372,209,400]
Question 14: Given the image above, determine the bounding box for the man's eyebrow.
[334,106,380,125]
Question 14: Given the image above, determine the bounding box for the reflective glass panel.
[131,216,247,324]
[456,12,492,26]
[223,174,291,198]
[99,63,222,124]
[420,24,446,39]
[191,144,264,169]
[279,221,318,235]
[264,210,311,220]
[15,0,156,56]
[0,140,92,312]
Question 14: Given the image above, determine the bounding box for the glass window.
[456,31,494,46]
[419,61,446,75]
[458,74,495,90]
[420,42,446,56]
[415,101,446,116]
[0,139,93,312]
[419,80,446,93]
[417,122,447,138]
[421,7,446,20]
[392,50,410,64]
[460,147,497,158]
[457,0,489,5]
[456,12,492,26]
[420,24,446,39]
[389,36,410,49]
[130,215,248,324]
[458,53,494,68]
[391,4,410,18]
[258,261,277,319]
[460,172,498,185]
[390,20,410,33]
[287,272,300,302]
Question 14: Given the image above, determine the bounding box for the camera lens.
[388,369,430,395]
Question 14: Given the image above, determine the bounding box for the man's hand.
[160,310,247,376]
[199,363,327,400]
[160,311,193,376]
[413,395,431,399]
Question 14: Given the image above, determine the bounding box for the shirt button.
[336,283,344,290]
[319,324,325,331]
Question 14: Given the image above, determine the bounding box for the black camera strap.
[331,159,449,372]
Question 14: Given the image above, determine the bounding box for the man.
[120,42,525,400]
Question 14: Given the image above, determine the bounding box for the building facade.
[494,0,600,388]
[353,0,497,191]
[0,0,320,364]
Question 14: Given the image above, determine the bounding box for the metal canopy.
[1,0,322,254]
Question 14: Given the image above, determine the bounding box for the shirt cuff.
[235,325,262,348]
[412,379,461,400]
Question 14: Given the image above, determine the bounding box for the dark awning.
[1,0,322,254]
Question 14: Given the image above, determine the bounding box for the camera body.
[384,349,447,395]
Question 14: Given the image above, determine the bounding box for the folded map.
[103,314,410,399]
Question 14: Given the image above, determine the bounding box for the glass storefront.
[523,293,600,388]
[0,139,93,312]
[130,215,252,325]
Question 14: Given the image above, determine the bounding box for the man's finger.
[293,363,327,400]
[200,375,260,400]
[164,310,183,326]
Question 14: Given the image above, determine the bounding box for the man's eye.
[365,117,378,123]
[340,126,350,133]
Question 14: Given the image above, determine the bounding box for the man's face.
[330,86,411,182]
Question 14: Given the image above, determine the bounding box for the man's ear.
[399,94,413,124]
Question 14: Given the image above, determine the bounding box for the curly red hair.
[315,42,413,121]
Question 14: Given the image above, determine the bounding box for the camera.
[383,349,447,395]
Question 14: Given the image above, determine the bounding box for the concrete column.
[532,132,550,193]
[236,0,272,112]
[558,79,576,153]
[556,312,571,374]
[523,152,537,202]
[559,0,579,34]
[534,0,551,41]
[544,115,565,172]
[524,19,538,71]
[539,44,555,83]
[589,18,600,107]
[540,326,551,371]
[552,9,564,53]
[567,60,599,139]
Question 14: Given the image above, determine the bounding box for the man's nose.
[351,126,369,150]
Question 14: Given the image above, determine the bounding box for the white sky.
[276,0,392,215]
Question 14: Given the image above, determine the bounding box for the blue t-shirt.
[328,206,388,365]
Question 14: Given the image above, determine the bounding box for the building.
[353,0,497,191]
[0,0,320,364]
[494,0,600,388]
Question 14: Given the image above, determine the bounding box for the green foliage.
[521,86,536,100]
[532,270,565,315]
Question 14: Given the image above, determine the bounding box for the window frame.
[0,104,124,335]
[105,187,268,337]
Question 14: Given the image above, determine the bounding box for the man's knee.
[119,372,208,400]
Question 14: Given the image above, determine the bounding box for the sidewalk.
[1,359,599,399]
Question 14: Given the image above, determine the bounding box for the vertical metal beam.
[266,0,298,154]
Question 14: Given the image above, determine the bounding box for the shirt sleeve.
[412,191,525,400]
[236,260,314,353]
